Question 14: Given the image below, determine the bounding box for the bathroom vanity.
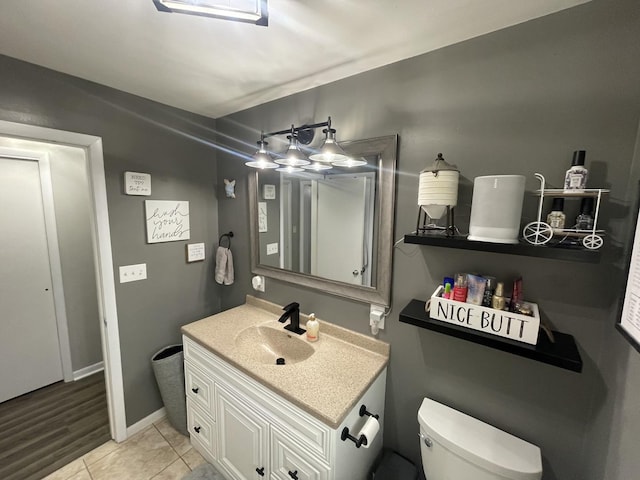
[181,296,389,480]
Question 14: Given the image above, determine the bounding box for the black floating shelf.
[399,299,583,373]
[404,234,601,263]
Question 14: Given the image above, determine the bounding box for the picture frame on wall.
[145,200,190,243]
[258,201,267,233]
[263,184,276,200]
[617,181,640,354]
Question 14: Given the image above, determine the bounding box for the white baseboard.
[72,361,104,381]
[126,407,167,439]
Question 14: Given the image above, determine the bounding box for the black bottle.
[576,197,594,230]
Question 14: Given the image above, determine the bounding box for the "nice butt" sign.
[429,287,540,345]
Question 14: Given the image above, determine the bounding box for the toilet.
[417,398,542,480]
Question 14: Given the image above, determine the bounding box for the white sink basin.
[234,325,314,365]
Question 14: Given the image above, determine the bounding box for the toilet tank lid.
[418,398,542,480]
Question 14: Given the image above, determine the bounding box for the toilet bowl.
[418,398,542,480]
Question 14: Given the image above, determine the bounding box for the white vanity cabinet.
[183,335,386,480]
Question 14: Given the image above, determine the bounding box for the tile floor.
[44,417,207,480]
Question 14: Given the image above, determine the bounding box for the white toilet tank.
[418,398,542,480]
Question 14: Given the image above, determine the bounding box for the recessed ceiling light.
[153,0,268,26]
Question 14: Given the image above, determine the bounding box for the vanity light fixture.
[246,117,362,169]
[153,0,268,26]
[331,156,368,168]
[308,119,350,164]
[275,165,304,173]
[244,137,278,169]
[302,162,333,171]
[275,130,310,167]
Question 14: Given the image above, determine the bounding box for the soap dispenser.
[306,313,319,342]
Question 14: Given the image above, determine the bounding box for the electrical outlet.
[266,243,278,255]
[119,263,147,283]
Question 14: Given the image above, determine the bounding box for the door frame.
[279,177,292,270]
[0,148,72,383]
[0,120,127,442]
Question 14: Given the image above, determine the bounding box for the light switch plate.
[266,243,278,255]
[119,263,147,283]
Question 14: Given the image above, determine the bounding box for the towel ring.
[219,231,233,248]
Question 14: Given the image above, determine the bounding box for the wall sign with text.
[145,200,190,243]
[618,183,640,354]
[124,171,151,196]
[258,201,267,233]
[186,243,205,262]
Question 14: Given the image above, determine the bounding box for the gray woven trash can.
[151,344,188,436]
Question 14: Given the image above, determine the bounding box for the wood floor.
[0,371,110,480]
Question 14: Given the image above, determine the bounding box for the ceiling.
[0,0,589,119]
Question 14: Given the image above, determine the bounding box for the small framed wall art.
[263,184,276,200]
[186,243,206,262]
[124,171,151,196]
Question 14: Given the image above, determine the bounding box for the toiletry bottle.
[466,274,486,305]
[509,277,523,312]
[482,277,496,307]
[443,276,454,299]
[576,197,594,230]
[452,273,468,302]
[564,150,588,191]
[492,282,506,310]
[306,313,319,342]
[546,198,566,229]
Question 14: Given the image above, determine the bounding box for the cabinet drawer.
[185,361,215,418]
[271,426,330,480]
[187,399,216,458]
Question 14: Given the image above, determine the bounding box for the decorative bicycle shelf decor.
[522,173,609,250]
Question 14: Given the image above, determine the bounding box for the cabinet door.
[217,385,270,480]
[271,426,330,480]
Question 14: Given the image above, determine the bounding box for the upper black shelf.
[404,233,601,263]
[399,299,583,373]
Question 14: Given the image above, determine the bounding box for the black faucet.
[278,302,306,335]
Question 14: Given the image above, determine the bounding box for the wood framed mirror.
[248,135,397,306]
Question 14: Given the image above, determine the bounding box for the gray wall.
[2,0,639,476]
[216,1,640,479]
[0,137,102,372]
[0,55,222,425]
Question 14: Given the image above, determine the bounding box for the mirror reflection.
[249,135,397,306]
[256,160,379,286]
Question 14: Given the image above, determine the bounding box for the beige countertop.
[181,296,390,429]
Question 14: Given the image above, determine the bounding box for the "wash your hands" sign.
[145,200,190,243]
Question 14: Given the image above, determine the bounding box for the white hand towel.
[215,246,234,285]
[223,247,234,285]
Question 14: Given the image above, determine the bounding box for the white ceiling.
[0,0,589,119]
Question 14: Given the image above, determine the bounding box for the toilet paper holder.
[359,405,379,420]
[340,404,380,448]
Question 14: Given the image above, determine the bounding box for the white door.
[311,176,368,284]
[0,156,63,403]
